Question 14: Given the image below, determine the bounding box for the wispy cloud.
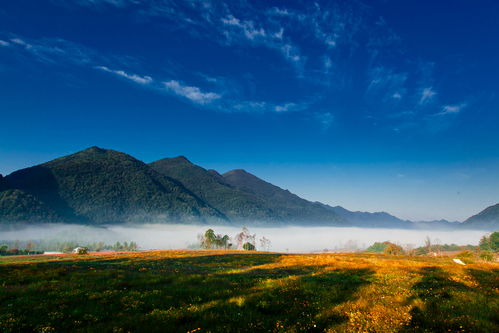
[221,15,266,41]
[419,87,437,105]
[0,40,10,47]
[163,80,221,105]
[392,92,402,100]
[2,32,307,114]
[2,35,94,66]
[96,66,152,85]
[436,103,467,116]
[52,0,137,9]
[315,112,334,129]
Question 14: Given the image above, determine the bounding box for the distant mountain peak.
[149,156,195,169]
[173,155,191,163]
[224,169,249,175]
[83,146,107,153]
[223,169,256,179]
[462,203,499,230]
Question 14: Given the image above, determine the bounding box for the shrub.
[242,242,255,251]
[479,251,494,262]
[383,243,404,255]
[366,242,388,253]
[457,250,474,258]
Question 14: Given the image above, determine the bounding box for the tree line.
[365,231,498,260]
[0,239,139,255]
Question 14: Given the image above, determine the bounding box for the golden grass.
[0,251,497,332]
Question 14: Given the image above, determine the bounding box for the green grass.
[0,251,498,332]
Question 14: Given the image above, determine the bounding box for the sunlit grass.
[1,251,497,332]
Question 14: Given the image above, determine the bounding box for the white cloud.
[419,87,437,104]
[221,15,266,40]
[10,38,32,49]
[96,66,152,85]
[230,100,307,113]
[163,80,221,104]
[0,40,10,47]
[232,101,268,112]
[274,103,296,112]
[437,103,467,116]
[280,43,302,63]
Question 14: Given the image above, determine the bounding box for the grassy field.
[0,251,498,332]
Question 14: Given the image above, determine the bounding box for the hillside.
[0,189,60,223]
[0,175,9,191]
[462,203,499,230]
[222,169,345,225]
[327,205,414,228]
[4,147,224,224]
[1,147,490,228]
[149,157,278,223]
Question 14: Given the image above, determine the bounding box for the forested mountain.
[0,175,9,191]
[462,203,499,230]
[1,146,494,230]
[2,147,223,224]
[149,157,280,223]
[0,189,60,223]
[221,169,345,225]
[326,205,413,228]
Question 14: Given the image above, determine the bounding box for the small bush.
[366,242,388,253]
[479,251,494,262]
[457,250,474,258]
[242,242,255,251]
[383,243,404,255]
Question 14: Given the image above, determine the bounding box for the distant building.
[72,247,88,254]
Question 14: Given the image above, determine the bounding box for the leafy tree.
[479,231,499,252]
[199,229,231,250]
[242,242,255,251]
[383,242,404,255]
[203,229,216,249]
[366,242,388,253]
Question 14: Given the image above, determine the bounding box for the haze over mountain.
[0,146,497,230]
[462,204,499,230]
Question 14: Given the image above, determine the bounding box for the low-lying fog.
[0,224,489,253]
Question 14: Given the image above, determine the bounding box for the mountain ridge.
[3,147,224,224]
[461,203,499,230]
[0,146,496,230]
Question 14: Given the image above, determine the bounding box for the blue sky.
[1,0,499,221]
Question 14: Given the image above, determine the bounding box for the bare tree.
[424,236,432,254]
[259,237,271,251]
[236,227,256,250]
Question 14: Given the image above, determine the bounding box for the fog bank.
[0,224,489,253]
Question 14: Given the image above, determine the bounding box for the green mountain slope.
[462,204,499,230]
[4,147,224,224]
[222,169,345,225]
[0,174,9,191]
[0,189,60,223]
[149,157,279,222]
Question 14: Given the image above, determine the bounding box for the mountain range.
[0,146,497,230]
